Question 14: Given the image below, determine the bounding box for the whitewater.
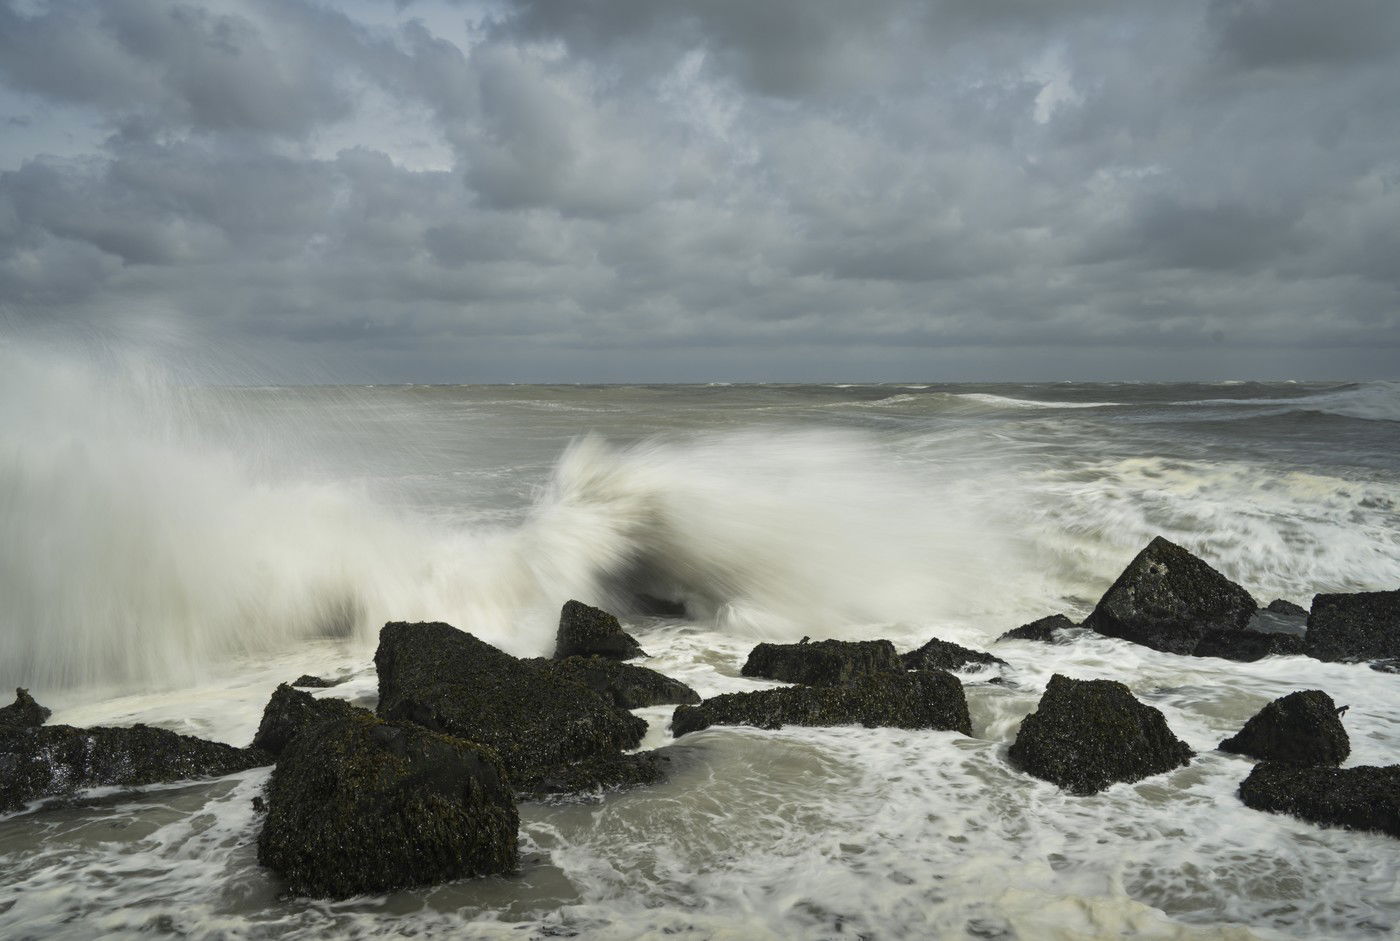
[2,349,1398,939]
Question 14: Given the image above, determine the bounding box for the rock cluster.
[1219,690,1349,766]
[901,636,1006,672]
[525,656,700,709]
[997,615,1076,643]
[1238,764,1399,839]
[0,688,51,728]
[741,638,901,685]
[1305,590,1400,663]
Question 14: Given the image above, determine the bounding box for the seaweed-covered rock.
[1008,674,1193,795]
[375,621,647,793]
[0,724,270,813]
[1083,537,1257,655]
[257,714,517,898]
[1305,590,1400,663]
[532,751,669,796]
[1266,599,1308,617]
[1193,629,1307,662]
[901,637,1006,672]
[1238,763,1399,839]
[526,656,700,708]
[0,688,50,728]
[554,600,646,660]
[672,671,971,738]
[998,615,1076,644]
[741,639,901,686]
[291,674,341,689]
[252,684,373,756]
[1219,690,1349,766]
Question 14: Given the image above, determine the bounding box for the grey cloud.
[1210,0,1400,72]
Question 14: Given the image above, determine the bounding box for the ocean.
[2,354,1398,939]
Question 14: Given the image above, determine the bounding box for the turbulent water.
[2,351,1399,940]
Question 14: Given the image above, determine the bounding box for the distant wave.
[951,393,1120,410]
[1175,381,1400,422]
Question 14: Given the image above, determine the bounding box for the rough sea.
[2,350,1398,939]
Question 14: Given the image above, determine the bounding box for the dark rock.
[1266,599,1308,617]
[672,671,971,738]
[1193,629,1307,662]
[998,615,1076,643]
[901,637,1006,672]
[1305,590,1400,663]
[741,639,901,686]
[1219,690,1349,766]
[531,751,668,797]
[1371,659,1400,674]
[375,621,647,793]
[525,656,700,708]
[257,714,518,898]
[251,684,373,756]
[291,674,341,688]
[0,724,270,813]
[1083,537,1257,655]
[0,688,51,728]
[1238,762,1399,839]
[553,600,646,660]
[1007,674,1193,795]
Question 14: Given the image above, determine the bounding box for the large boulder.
[257,714,518,898]
[0,688,51,728]
[741,639,901,686]
[1192,629,1307,662]
[901,636,1006,672]
[375,621,649,793]
[251,684,373,756]
[0,724,270,813]
[672,670,971,738]
[1007,674,1193,795]
[553,600,646,660]
[1219,690,1349,766]
[1238,763,1399,839]
[1083,537,1257,655]
[1305,590,1400,663]
[525,656,700,709]
[998,615,1076,644]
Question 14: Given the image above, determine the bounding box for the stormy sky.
[1,0,1398,382]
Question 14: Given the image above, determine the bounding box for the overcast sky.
[2,0,1398,382]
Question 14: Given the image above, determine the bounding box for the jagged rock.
[672,671,971,738]
[1008,674,1193,795]
[1305,590,1400,663]
[901,637,1006,672]
[1083,536,1257,655]
[256,714,518,898]
[1219,690,1349,766]
[251,684,373,756]
[741,639,901,686]
[0,688,51,728]
[375,621,648,793]
[553,600,646,660]
[1192,629,1307,662]
[291,674,341,688]
[1239,763,1399,839]
[0,724,270,813]
[998,615,1076,643]
[1266,599,1308,617]
[525,656,700,708]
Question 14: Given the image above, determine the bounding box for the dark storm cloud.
[0,0,1397,380]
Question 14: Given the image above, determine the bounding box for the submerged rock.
[553,600,646,660]
[1219,690,1349,766]
[1083,537,1258,656]
[0,724,270,813]
[526,656,700,709]
[1305,590,1400,663]
[291,674,341,689]
[901,636,1006,672]
[251,684,373,756]
[0,688,51,728]
[1008,674,1193,795]
[997,615,1076,644]
[375,621,648,793]
[1266,599,1308,617]
[1192,629,1307,662]
[257,714,518,898]
[741,639,901,686]
[1238,762,1399,839]
[672,670,971,738]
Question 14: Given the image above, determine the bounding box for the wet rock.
[553,600,646,660]
[257,714,518,898]
[1007,674,1193,795]
[291,674,341,689]
[672,670,971,738]
[1266,599,1308,617]
[1192,629,1307,662]
[531,751,669,797]
[0,688,51,728]
[1083,536,1257,655]
[525,656,700,708]
[375,621,648,793]
[251,684,373,756]
[0,724,270,813]
[1219,690,1349,766]
[1238,763,1399,839]
[1305,590,1400,663]
[741,639,901,686]
[1371,659,1400,674]
[997,615,1076,644]
[901,637,1006,672]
